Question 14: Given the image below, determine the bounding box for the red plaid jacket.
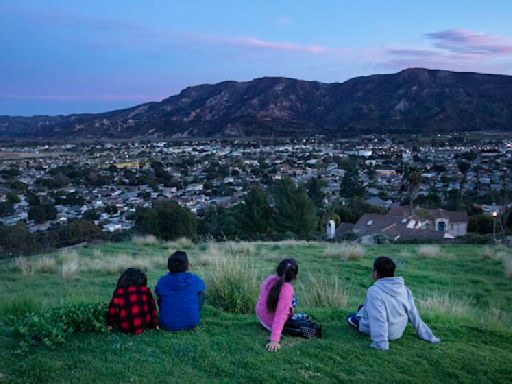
[107,285,159,334]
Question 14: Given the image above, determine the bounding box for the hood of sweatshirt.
[373,277,406,298]
[159,272,195,292]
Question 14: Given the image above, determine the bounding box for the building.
[348,205,468,243]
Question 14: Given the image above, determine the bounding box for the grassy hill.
[1,240,511,383]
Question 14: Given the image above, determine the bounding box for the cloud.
[1,5,326,55]
[425,29,512,55]
[0,94,162,102]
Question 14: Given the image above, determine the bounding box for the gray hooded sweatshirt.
[357,276,440,350]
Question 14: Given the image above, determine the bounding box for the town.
[0,133,510,251]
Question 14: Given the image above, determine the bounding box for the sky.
[1,0,512,116]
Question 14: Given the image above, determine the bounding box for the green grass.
[1,241,512,383]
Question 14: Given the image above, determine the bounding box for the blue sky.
[1,0,512,115]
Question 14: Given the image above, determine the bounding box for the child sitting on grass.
[107,268,159,334]
[347,256,440,350]
[155,251,206,331]
[256,258,320,352]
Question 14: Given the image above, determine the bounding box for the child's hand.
[266,341,281,352]
[155,325,160,330]
[107,326,113,331]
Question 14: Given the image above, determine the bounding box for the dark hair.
[373,256,396,278]
[266,258,299,313]
[117,268,147,288]
[168,251,189,273]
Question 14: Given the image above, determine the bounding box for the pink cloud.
[425,29,512,55]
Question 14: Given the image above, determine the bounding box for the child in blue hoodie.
[155,251,205,331]
[347,256,440,350]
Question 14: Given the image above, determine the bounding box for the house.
[349,205,468,243]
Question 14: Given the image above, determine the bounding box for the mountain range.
[1,68,512,139]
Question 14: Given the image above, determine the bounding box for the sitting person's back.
[107,268,159,334]
[347,256,440,350]
[156,251,205,331]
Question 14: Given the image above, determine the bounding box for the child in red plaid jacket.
[107,268,159,334]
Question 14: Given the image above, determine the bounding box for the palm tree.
[407,169,421,213]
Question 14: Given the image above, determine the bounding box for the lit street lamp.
[492,210,498,243]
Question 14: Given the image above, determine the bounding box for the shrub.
[324,243,364,260]
[13,303,107,349]
[502,255,512,278]
[13,257,32,276]
[83,253,153,275]
[417,245,443,258]
[194,244,224,266]
[13,256,57,275]
[61,252,80,280]
[298,273,350,308]
[480,246,497,259]
[204,258,259,314]
[419,292,473,316]
[132,234,158,246]
[171,237,195,250]
[223,241,256,257]
[33,257,57,273]
[0,297,39,324]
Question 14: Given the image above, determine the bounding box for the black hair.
[266,258,299,313]
[168,251,189,273]
[373,256,396,278]
[116,268,147,288]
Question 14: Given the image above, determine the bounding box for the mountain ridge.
[1,68,512,138]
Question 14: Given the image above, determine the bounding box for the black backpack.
[283,314,322,339]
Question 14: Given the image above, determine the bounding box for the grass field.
[1,240,511,383]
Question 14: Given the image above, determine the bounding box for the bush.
[503,255,512,278]
[324,243,365,260]
[135,201,198,241]
[61,251,80,280]
[419,292,473,316]
[13,303,107,349]
[132,234,159,246]
[417,245,443,258]
[298,273,350,308]
[0,297,39,325]
[460,233,493,244]
[204,258,259,314]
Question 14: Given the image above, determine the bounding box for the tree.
[237,186,274,238]
[28,204,57,224]
[6,192,21,204]
[305,178,325,208]
[468,215,494,234]
[0,202,14,217]
[273,178,317,239]
[83,209,100,221]
[104,205,118,215]
[406,168,421,211]
[135,200,197,241]
[340,167,365,199]
[25,191,40,206]
[0,223,38,257]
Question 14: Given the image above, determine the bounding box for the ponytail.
[265,258,298,313]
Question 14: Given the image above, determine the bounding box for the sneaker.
[347,315,359,329]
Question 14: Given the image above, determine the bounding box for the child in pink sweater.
[256,258,299,352]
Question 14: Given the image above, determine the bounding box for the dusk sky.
[1,0,512,116]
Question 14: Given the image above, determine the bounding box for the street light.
[492,210,498,243]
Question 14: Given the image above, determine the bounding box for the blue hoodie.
[155,272,205,331]
[357,277,440,350]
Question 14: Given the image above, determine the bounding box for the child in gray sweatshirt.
[347,256,441,351]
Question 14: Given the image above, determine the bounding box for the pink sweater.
[255,275,294,342]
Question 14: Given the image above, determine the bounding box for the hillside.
[1,68,512,139]
[1,241,511,383]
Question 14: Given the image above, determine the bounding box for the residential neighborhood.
[0,133,510,241]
